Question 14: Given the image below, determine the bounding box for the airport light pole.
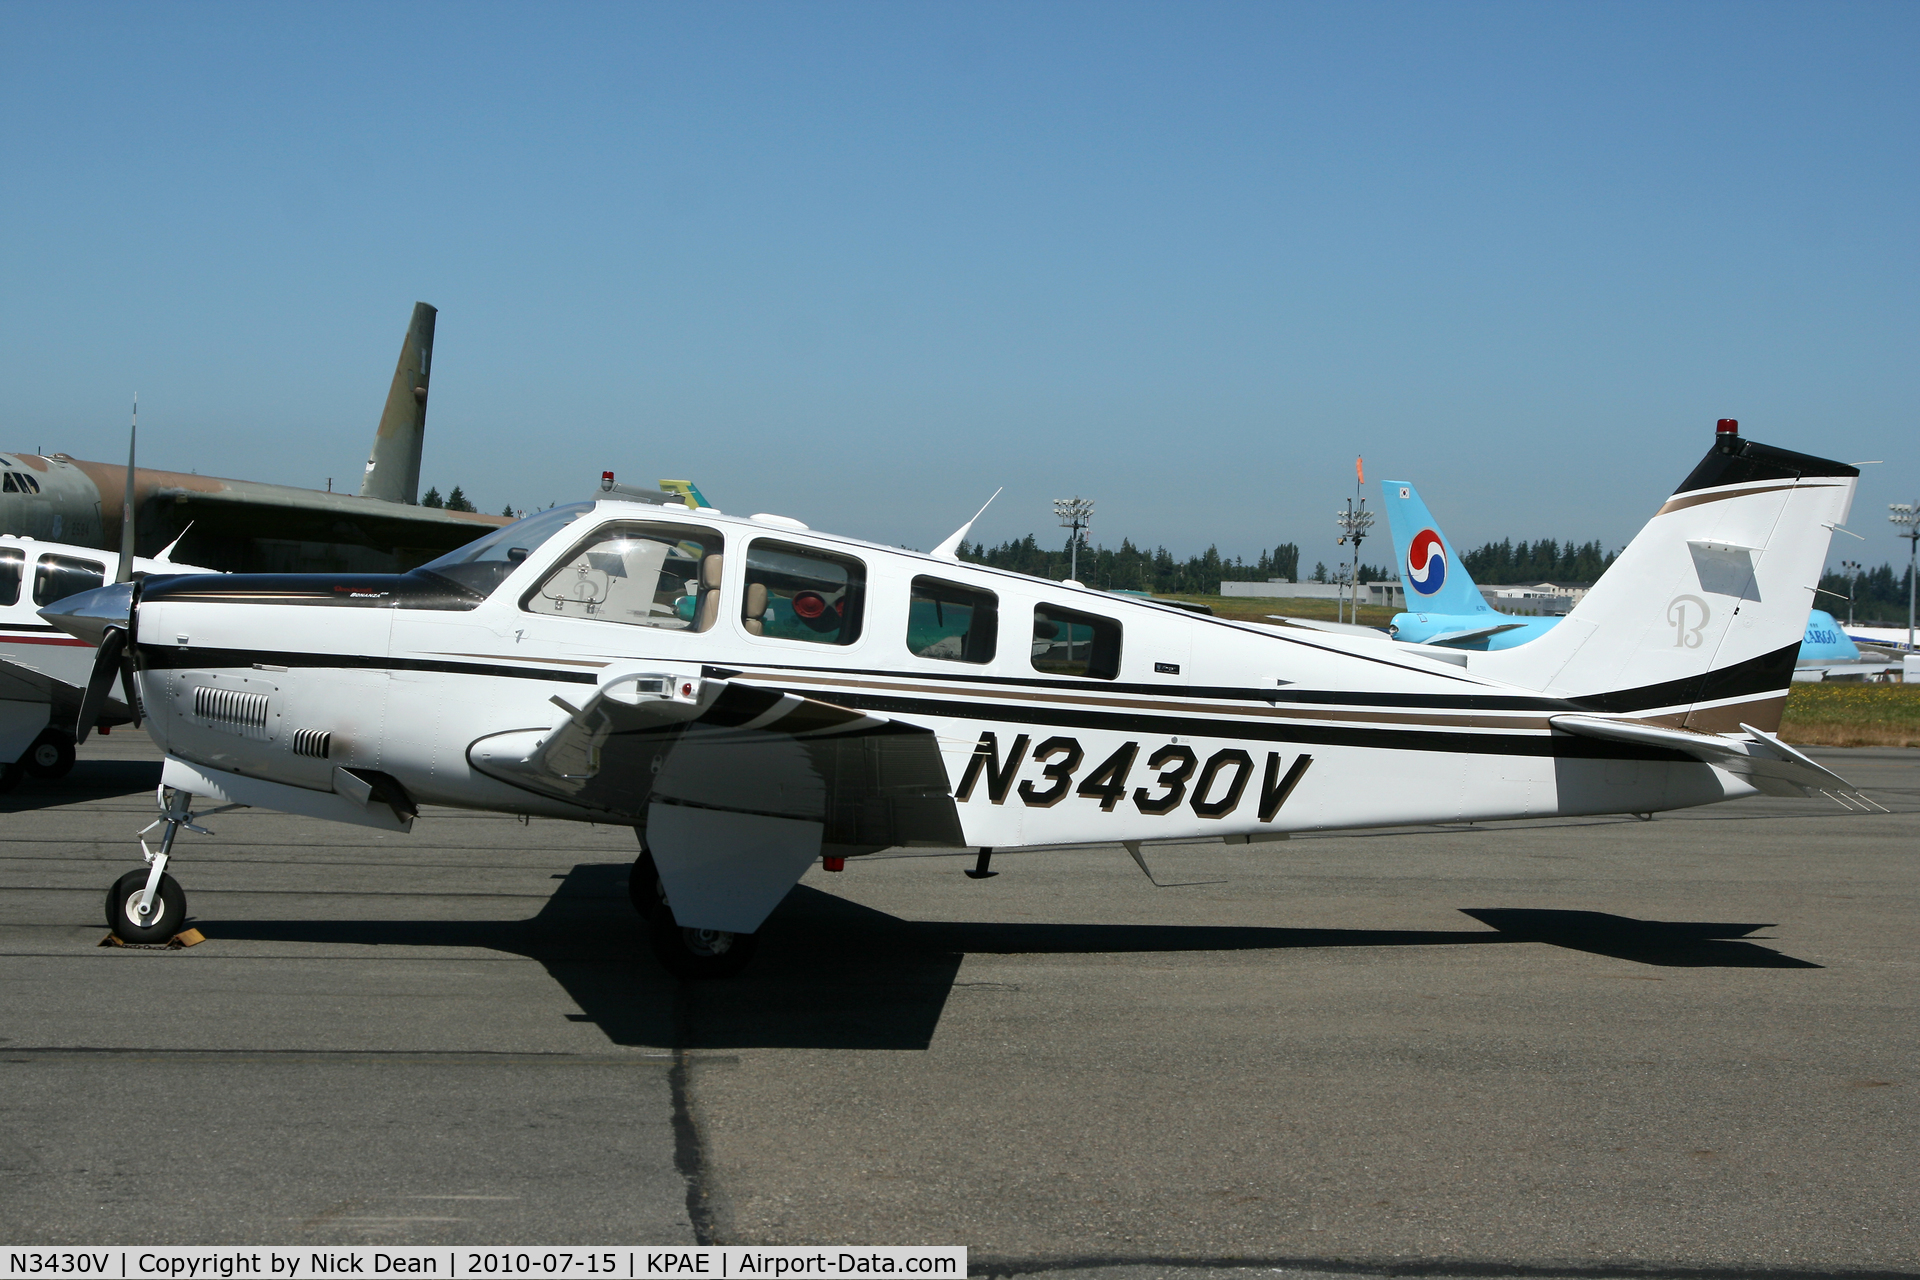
[1334,498,1375,625]
[1891,503,1919,651]
[1841,560,1862,628]
[1054,497,1094,585]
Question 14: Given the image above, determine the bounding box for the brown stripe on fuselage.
[719,671,1555,733]
[1634,693,1790,735]
[1655,479,1844,517]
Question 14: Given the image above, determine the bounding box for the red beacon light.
[1716,419,1739,437]
[600,470,616,492]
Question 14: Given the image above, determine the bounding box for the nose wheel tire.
[628,848,668,922]
[24,731,75,780]
[649,910,758,979]
[106,869,186,944]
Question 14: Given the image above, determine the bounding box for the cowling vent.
[291,728,332,759]
[193,686,268,731]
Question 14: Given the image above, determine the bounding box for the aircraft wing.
[1548,713,1880,807]
[1424,621,1530,647]
[153,482,507,561]
[470,672,964,933]
[469,672,964,848]
[1262,615,1391,637]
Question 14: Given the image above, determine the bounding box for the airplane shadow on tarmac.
[0,758,164,813]
[205,862,1822,1052]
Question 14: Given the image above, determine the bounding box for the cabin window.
[33,554,104,607]
[907,577,997,664]
[1031,604,1122,679]
[1,472,40,495]
[0,547,21,607]
[526,522,725,632]
[742,540,865,645]
[419,502,593,597]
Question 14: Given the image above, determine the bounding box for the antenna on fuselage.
[931,487,1003,562]
[115,396,137,583]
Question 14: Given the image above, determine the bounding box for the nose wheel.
[106,868,185,943]
[105,786,236,945]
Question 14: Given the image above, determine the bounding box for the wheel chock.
[98,927,206,950]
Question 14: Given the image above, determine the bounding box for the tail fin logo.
[1407,528,1447,596]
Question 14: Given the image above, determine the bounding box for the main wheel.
[105,868,186,944]
[649,911,758,980]
[628,848,668,921]
[24,731,75,780]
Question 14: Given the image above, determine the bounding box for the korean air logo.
[1407,528,1446,596]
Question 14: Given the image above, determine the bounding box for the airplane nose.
[40,581,135,646]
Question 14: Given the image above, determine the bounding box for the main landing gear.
[24,729,77,781]
[105,787,237,944]
[628,834,760,980]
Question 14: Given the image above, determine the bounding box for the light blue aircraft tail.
[1380,481,1491,617]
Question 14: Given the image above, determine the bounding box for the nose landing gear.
[104,786,239,945]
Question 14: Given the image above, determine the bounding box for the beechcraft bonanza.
[45,420,1880,976]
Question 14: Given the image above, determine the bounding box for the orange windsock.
[1356,456,1364,485]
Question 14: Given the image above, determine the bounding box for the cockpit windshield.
[415,503,593,597]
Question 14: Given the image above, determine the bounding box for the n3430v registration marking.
[955,731,1311,820]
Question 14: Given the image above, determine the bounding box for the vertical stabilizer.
[359,302,437,505]
[1472,425,1857,733]
[1381,481,1491,616]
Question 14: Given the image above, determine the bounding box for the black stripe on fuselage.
[783,686,1692,761]
[1567,641,1799,715]
[137,645,599,684]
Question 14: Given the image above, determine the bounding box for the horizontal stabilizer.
[1427,622,1530,647]
[1549,713,1883,808]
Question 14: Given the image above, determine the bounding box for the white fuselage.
[129,501,1746,849]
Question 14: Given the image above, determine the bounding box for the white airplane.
[0,532,215,786]
[45,421,1876,974]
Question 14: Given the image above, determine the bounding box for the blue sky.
[2,2,1914,572]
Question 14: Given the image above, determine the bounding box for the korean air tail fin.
[359,302,437,505]
[1472,423,1858,734]
[1380,480,1490,616]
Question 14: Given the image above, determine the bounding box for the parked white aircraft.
[46,422,1874,974]
[0,533,215,786]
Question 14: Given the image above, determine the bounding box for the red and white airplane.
[0,533,214,786]
[45,421,1870,975]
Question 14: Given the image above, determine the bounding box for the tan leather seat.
[695,554,723,632]
[743,582,767,636]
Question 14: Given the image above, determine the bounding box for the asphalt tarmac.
[2,735,1915,1279]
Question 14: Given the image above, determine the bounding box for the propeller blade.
[74,627,126,745]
